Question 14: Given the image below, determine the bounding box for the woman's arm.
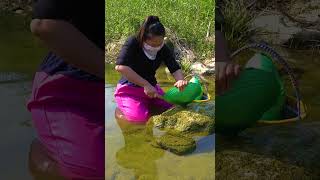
[172,69,184,81]
[30,19,104,79]
[215,30,230,63]
[115,65,160,98]
[215,30,240,95]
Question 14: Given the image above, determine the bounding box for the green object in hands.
[163,76,203,106]
[190,76,203,101]
[215,53,285,135]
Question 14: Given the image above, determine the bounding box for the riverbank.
[221,0,320,51]
[105,0,215,70]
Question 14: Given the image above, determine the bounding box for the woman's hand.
[216,61,240,95]
[143,84,160,98]
[172,69,188,91]
[174,80,188,91]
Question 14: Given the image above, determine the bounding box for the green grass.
[106,0,214,61]
[221,0,259,51]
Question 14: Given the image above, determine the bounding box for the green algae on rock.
[150,101,215,135]
[146,101,214,155]
[151,133,196,155]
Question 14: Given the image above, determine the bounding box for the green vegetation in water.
[0,13,45,75]
[146,100,214,155]
[105,0,214,61]
[150,101,215,135]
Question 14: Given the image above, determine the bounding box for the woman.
[27,0,104,179]
[114,16,188,123]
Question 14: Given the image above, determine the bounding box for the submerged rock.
[151,133,196,155]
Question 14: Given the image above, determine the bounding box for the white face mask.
[143,42,164,60]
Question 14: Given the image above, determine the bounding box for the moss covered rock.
[147,101,214,155]
[150,101,215,135]
[151,133,196,155]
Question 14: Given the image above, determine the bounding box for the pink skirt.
[27,72,104,180]
[114,83,172,123]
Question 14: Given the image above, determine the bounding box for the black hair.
[137,16,166,47]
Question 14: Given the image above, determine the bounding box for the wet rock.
[251,1,320,49]
[190,61,214,75]
[216,150,312,180]
[151,133,196,155]
[164,34,196,62]
[204,58,215,69]
[14,9,24,15]
[147,101,214,155]
[252,13,302,45]
[150,101,215,135]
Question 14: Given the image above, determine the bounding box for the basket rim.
[258,96,307,124]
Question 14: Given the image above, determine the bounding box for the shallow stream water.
[105,64,215,179]
[0,13,44,179]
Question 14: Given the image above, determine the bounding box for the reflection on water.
[0,81,35,180]
[105,66,215,179]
